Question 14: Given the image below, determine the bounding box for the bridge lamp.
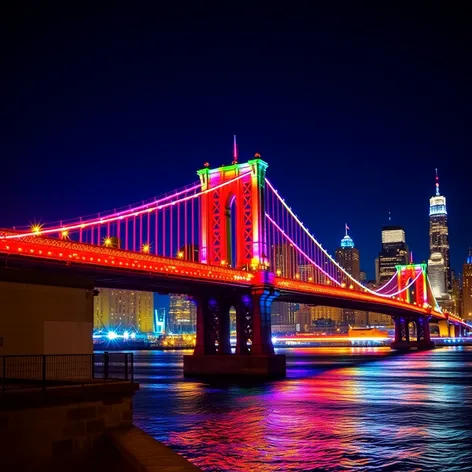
[349,284,354,289]
[61,229,69,239]
[177,251,184,258]
[31,224,42,234]
[104,238,112,247]
[221,259,226,266]
[276,269,282,276]
[308,277,313,282]
[341,283,346,288]
[295,273,300,279]
[142,244,150,254]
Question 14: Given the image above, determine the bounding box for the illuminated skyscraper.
[335,225,360,282]
[168,294,196,333]
[427,252,447,299]
[429,169,451,295]
[94,289,154,333]
[462,250,472,323]
[378,226,409,284]
[335,225,360,326]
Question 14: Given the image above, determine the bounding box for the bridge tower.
[197,156,269,270]
[184,156,285,378]
[392,263,434,350]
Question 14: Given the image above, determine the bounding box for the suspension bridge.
[0,156,469,377]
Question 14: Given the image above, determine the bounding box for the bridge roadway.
[0,231,466,328]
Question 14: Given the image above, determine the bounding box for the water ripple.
[132,347,472,472]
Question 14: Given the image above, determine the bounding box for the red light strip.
[0,237,254,285]
[273,277,448,321]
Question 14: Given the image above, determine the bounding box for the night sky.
[2,4,470,279]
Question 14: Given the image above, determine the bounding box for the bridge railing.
[0,352,134,395]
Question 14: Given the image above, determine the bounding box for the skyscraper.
[429,169,451,295]
[462,250,472,323]
[335,226,360,282]
[168,294,197,333]
[378,226,409,284]
[335,226,360,326]
[428,252,448,299]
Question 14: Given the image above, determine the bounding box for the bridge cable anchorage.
[264,177,434,300]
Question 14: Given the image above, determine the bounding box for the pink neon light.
[265,214,341,286]
[265,178,367,289]
[265,178,428,300]
[267,213,425,299]
[3,172,252,240]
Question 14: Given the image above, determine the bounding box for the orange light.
[104,238,112,247]
[177,251,184,258]
[31,224,42,234]
[142,244,150,253]
[61,230,69,239]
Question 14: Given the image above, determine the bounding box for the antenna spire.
[435,168,440,195]
[233,135,238,164]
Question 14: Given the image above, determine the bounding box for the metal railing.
[1,352,133,394]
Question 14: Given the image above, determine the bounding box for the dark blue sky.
[1,4,470,279]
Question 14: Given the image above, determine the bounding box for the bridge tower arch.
[396,263,428,306]
[198,156,269,270]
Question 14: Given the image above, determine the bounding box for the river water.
[132,346,472,471]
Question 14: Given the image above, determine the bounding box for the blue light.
[107,331,118,340]
[429,204,447,216]
[340,235,354,248]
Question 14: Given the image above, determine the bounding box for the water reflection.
[133,347,472,471]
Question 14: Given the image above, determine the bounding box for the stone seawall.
[0,381,137,469]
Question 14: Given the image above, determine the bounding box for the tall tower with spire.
[335,225,360,326]
[428,169,451,300]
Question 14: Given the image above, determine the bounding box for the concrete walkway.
[108,426,201,471]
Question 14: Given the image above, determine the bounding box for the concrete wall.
[0,384,135,469]
[0,281,93,355]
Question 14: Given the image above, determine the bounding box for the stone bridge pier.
[183,273,286,378]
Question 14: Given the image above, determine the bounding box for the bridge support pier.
[184,281,286,379]
[391,315,435,351]
[438,319,451,337]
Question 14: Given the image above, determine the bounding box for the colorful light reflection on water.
[132,347,472,471]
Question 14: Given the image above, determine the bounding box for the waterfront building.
[94,288,154,333]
